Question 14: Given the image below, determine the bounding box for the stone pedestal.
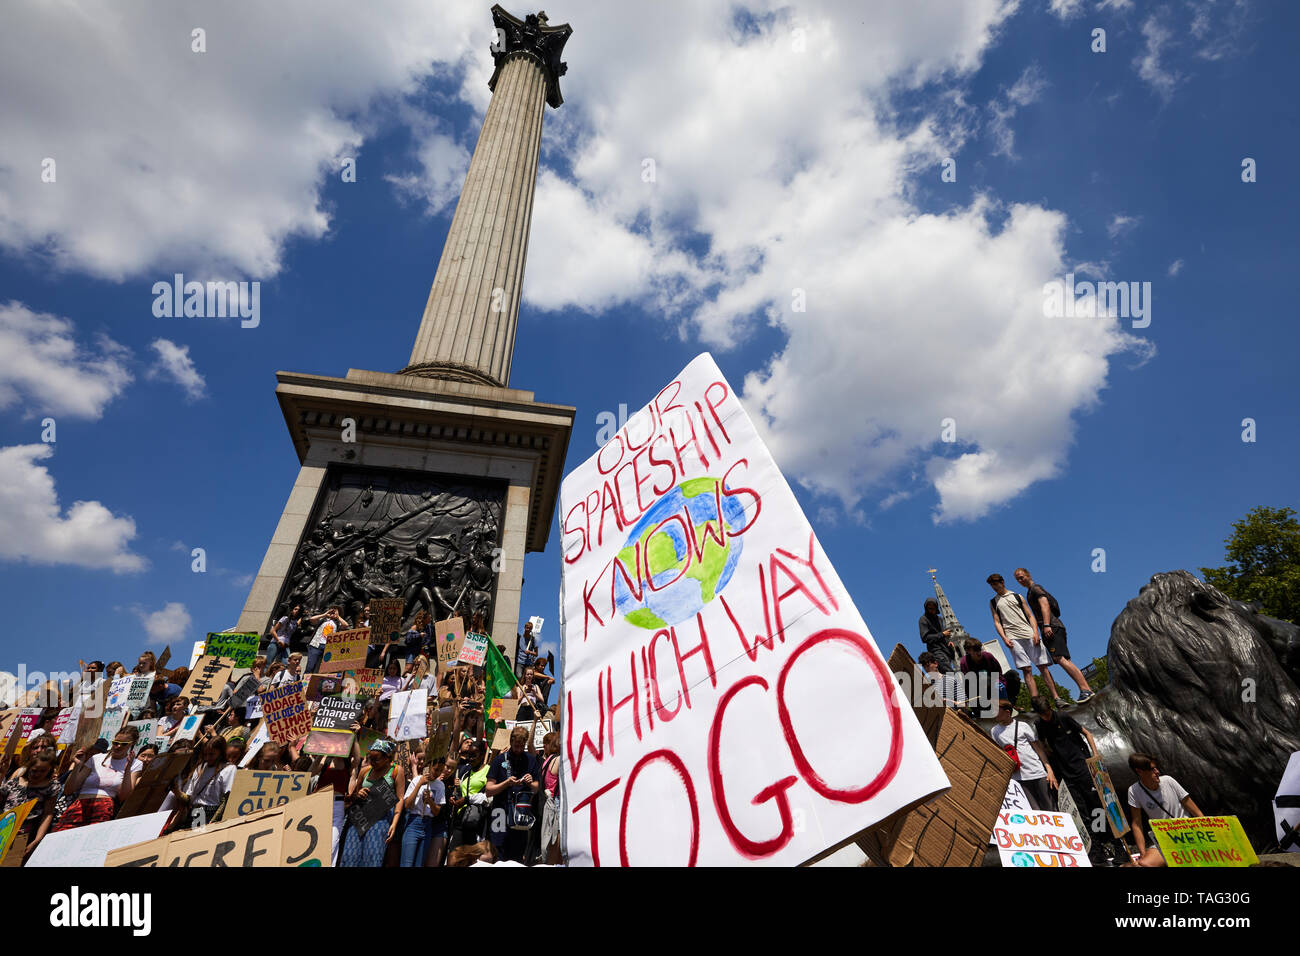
[237,368,573,660]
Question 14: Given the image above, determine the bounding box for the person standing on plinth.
[1013,568,1094,703]
[987,573,1061,705]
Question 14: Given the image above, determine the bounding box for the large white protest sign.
[387,690,427,742]
[26,810,171,867]
[991,779,1090,867]
[558,353,948,866]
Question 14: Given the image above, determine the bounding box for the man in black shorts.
[1032,697,1124,864]
[1014,568,1094,703]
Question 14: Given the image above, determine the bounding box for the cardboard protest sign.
[560,358,949,866]
[183,656,236,709]
[992,779,1090,867]
[27,810,171,867]
[108,788,334,867]
[428,707,454,761]
[107,677,132,710]
[205,631,260,668]
[1085,756,1130,838]
[321,627,370,673]
[220,769,311,820]
[156,646,172,675]
[387,690,427,741]
[117,751,192,818]
[0,799,35,865]
[125,676,153,718]
[4,708,42,755]
[460,631,490,667]
[260,680,311,745]
[128,718,160,746]
[303,696,362,757]
[346,778,398,838]
[1275,750,1300,853]
[344,667,382,700]
[53,707,79,748]
[1055,780,1092,854]
[435,617,465,673]
[305,673,346,702]
[505,719,554,751]
[230,674,261,711]
[489,726,510,752]
[174,713,203,743]
[240,720,270,767]
[1151,816,1258,867]
[369,598,406,643]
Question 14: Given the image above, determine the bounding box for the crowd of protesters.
[0,605,560,867]
[917,568,1206,867]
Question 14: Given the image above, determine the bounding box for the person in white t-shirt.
[987,573,1062,706]
[400,750,446,867]
[304,607,349,674]
[990,698,1058,811]
[1125,752,1203,867]
[165,736,237,830]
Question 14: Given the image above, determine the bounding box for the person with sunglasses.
[53,729,138,831]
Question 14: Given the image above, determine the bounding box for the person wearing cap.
[341,738,405,867]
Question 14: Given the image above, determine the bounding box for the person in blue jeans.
[400,749,445,867]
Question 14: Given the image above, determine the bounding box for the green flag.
[483,637,517,741]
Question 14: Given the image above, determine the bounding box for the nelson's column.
[236,6,575,662]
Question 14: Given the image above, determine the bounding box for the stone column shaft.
[405,54,547,388]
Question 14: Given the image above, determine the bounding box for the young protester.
[1014,568,1094,703]
[400,749,445,867]
[8,733,57,780]
[341,739,405,867]
[130,744,159,788]
[485,725,540,864]
[133,651,156,676]
[538,732,562,865]
[1125,753,1205,867]
[267,604,302,668]
[54,729,138,831]
[379,659,403,704]
[987,573,1061,705]
[158,697,189,740]
[959,638,1010,713]
[305,606,348,674]
[271,652,305,686]
[426,757,457,867]
[1031,696,1123,864]
[918,599,956,672]
[532,656,555,708]
[990,699,1057,810]
[447,740,490,853]
[1,749,62,860]
[169,736,236,830]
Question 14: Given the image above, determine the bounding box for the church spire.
[928,568,969,645]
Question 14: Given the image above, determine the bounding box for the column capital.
[489,5,572,108]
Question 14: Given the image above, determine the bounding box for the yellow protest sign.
[1150,815,1258,867]
[320,627,369,673]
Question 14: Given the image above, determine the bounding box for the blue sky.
[0,0,1295,691]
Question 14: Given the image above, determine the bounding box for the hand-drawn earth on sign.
[613,477,747,629]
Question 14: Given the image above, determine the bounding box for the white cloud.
[0,302,132,420]
[1048,0,1087,21]
[1107,213,1140,238]
[1097,0,1134,10]
[0,1,487,280]
[385,110,473,216]
[1168,258,1184,276]
[0,1,1159,524]
[148,338,206,401]
[132,601,192,645]
[1136,15,1183,98]
[988,64,1048,159]
[0,444,145,572]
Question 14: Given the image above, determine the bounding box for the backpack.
[501,753,537,830]
[990,593,1033,630]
